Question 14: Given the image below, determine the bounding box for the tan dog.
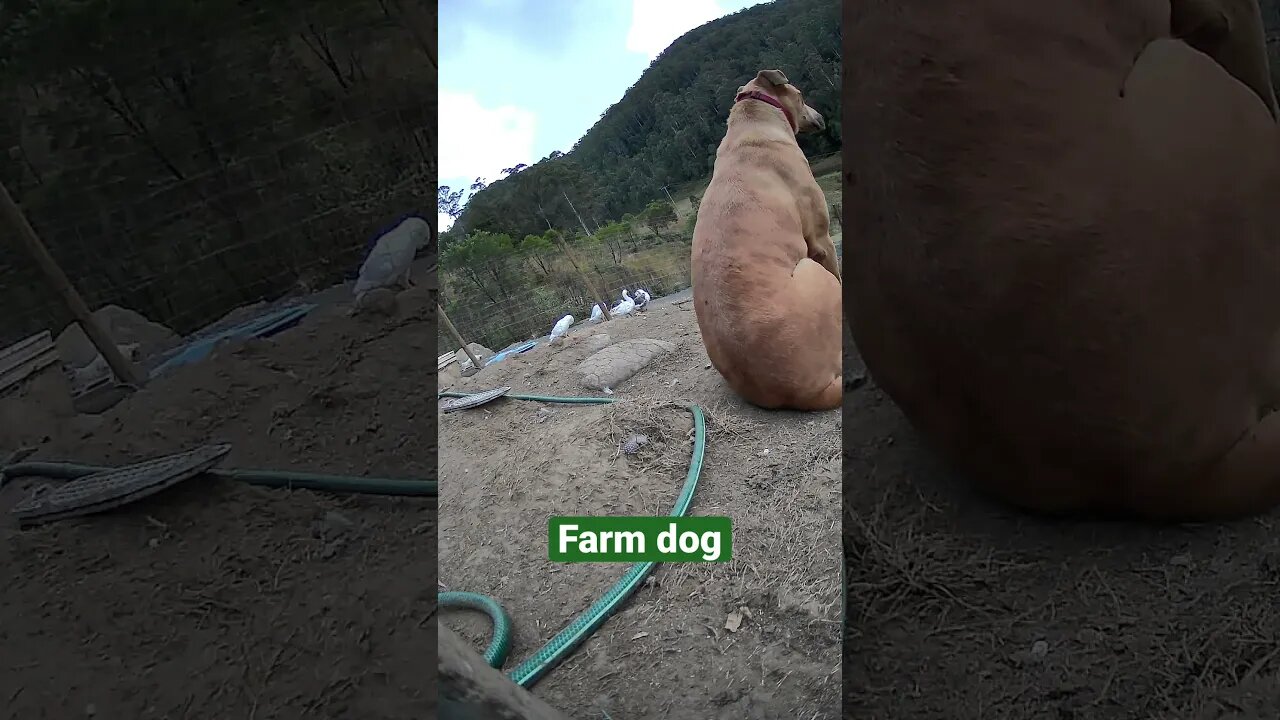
[692,69,842,411]
[845,0,1280,519]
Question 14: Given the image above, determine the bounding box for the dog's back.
[845,0,1280,516]
[693,94,842,410]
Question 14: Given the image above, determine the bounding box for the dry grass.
[846,370,1280,719]
[847,481,1035,629]
[440,302,840,718]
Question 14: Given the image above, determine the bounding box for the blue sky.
[438,0,771,230]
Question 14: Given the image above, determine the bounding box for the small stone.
[312,511,356,540]
[323,511,354,529]
[620,434,650,455]
[349,287,398,317]
[321,539,344,560]
[1030,640,1049,657]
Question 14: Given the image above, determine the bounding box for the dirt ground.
[843,340,1280,720]
[438,302,842,719]
[0,282,435,719]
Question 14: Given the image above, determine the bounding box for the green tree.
[456,155,600,240]
[642,200,676,228]
[438,185,465,219]
[440,230,517,303]
[521,232,555,276]
[595,221,630,265]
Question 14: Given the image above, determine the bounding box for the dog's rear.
[693,70,842,411]
[844,0,1280,518]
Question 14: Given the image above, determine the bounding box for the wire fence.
[0,1,433,368]
[440,150,843,356]
[439,225,695,355]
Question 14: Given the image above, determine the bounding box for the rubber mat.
[11,443,232,527]
[440,386,511,413]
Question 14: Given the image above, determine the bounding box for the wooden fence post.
[438,303,483,370]
[554,236,613,321]
[439,625,572,720]
[0,179,143,387]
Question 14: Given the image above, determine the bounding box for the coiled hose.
[437,390,708,689]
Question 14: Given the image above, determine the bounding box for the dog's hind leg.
[807,232,841,281]
[796,373,842,411]
[784,258,844,411]
[1133,410,1280,519]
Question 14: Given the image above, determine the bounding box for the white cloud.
[437,88,537,191]
[437,89,537,232]
[625,0,724,59]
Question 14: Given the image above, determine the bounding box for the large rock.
[349,287,399,317]
[455,342,492,372]
[55,305,177,369]
[580,333,612,354]
[578,338,675,392]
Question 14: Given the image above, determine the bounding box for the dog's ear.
[756,69,789,87]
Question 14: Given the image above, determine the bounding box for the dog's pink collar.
[734,89,796,132]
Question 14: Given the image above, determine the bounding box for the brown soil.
[844,340,1280,720]
[439,302,841,719]
[0,284,435,719]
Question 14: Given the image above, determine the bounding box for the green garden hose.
[436,590,513,667]
[437,390,708,689]
[0,462,435,496]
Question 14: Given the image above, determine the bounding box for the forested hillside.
[441,0,839,242]
[0,0,433,345]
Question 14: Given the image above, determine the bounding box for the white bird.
[634,288,651,310]
[588,304,604,324]
[353,216,431,299]
[610,290,636,317]
[550,314,574,343]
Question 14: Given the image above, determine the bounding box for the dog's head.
[738,69,825,134]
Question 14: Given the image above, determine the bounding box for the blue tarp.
[485,340,538,366]
[150,303,317,377]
